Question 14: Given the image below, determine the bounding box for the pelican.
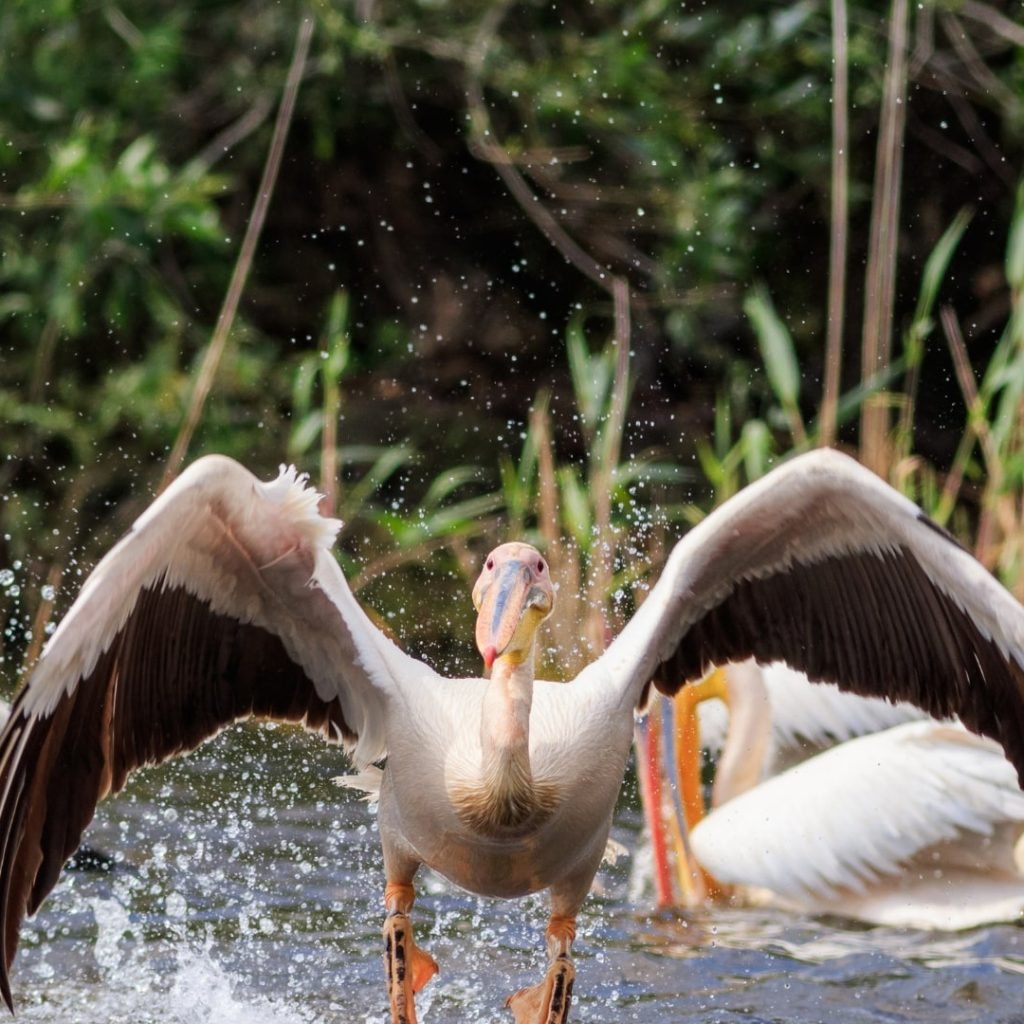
[3,448,1024,1022]
[669,663,1024,928]
[693,661,927,773]
[635,662,929,907]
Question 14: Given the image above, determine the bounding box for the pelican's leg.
[506,900,578,1024]
[383,880,439,1024]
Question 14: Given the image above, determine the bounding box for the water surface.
[11,726,1024,1024]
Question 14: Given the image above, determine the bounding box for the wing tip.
[264,464,342,550]
[154,456,343,551]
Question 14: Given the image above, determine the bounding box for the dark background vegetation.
[2,0,1023,675]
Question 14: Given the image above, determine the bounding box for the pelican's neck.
[451,648,559,835]
[711,661,773,807]
[481,652,535,771]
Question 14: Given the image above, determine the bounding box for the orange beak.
[472,544,554,673]
[475,559,536,670]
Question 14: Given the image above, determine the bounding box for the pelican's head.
[472,543,554,671]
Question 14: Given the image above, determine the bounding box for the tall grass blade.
[821,0,849,448]
[914,210,973,330]
[859,0,909,474]
[743,285,806,444]
[895,208,972,460]
[1007,181,1024,294]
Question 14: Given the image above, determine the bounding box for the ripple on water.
[8,727,1024,1024]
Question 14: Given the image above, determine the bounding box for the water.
[10,725,1024,1024]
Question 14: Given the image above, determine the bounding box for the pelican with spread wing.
[2,448,1024,1023]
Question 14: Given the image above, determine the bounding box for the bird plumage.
[689,716,1024,929]
[695,662,926,775]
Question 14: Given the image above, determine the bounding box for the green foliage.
[1008,182,1024,297]
[1,0,1023,669]
[743,286,806,445]
[709,204,979,513]
[496,317,693,674]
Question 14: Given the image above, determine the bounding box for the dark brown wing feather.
[651,544,1024,783]
[0,581,352,1010]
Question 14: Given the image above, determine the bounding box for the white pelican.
[694,661,927,773]
[665,662,1024,929]
[3,448,1024,1023]
[635,662,928,906]
[674,662,926,852]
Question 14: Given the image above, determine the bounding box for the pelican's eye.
[537,559,545,573]
[485,557,495,571]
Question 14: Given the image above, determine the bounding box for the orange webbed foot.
[506,954,575,1024]
[384,911,438,1024]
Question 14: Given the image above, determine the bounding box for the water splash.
[10,727,1024,1023]
[21,925,320,1024]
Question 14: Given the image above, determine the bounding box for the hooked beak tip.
[482,645,497,670]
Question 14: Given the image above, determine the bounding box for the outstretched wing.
[689,720,1024,901]
[0,455,430,1007]
[600,449,1024,781]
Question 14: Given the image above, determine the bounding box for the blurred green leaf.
[909,208,972,344]
[744,285,800,411]
[1007,183,1024,294]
